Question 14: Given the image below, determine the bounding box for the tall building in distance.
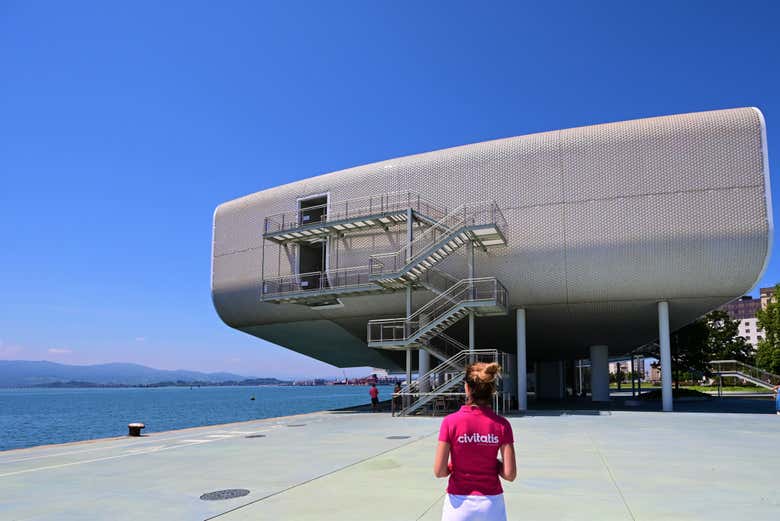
[760,286,776,309]
[719,295,763,348]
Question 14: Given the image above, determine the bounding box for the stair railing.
[418,265,460,296]
[369,201,506,277]
[709,360,780,387]
[395,349,501,416]
[262,265,373,299]
[263,190,448,235]
[367,277,507,345]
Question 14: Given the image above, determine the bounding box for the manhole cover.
[287,423,306,427]
[200,489,250,501]
[386,435,410,440]
[245,434,266,439]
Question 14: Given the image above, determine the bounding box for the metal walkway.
[262,191,446,244]
[709,360,780,390]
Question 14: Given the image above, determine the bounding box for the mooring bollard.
[128,422,145,437]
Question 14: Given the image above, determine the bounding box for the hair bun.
[479,362,501,383]
[469,362,501,384]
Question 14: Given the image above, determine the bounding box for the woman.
[434,362,516,521]
[392,382,402,414]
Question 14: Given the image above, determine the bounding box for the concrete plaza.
[1,402,778,520]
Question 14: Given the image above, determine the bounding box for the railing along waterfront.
[368,201,507,276]
[263,191,448,235]
[367,277,508,344]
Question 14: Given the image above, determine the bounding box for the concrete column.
[516,308,527,412]
[658,301,673,412]
[637,356,642,394]
[418,349,430,392]
[630,356,636,397]
[589,345,609,402]
[405,348,412,388]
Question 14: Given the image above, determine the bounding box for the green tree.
[756,284,780,374]
[647,309,750,387]
[670,319,710,388]
[703,310,752,363]
[647,318,708,388]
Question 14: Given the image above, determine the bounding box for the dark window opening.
[298,242,326,290]
[299,195,327,226]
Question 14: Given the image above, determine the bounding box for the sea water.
[0,385,394,451]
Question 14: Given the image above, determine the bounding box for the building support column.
[589,345,609,402]
[630,356,636,397]
[637,356,642,394]
[405,348,412,388]
[658,301,673,412]
[516,308,527,412]
[418,349,430,392]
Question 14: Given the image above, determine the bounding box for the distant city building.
[719,295,763,348]
[648,364,662,383]
[760,286,776,309]
[609,360,646,380]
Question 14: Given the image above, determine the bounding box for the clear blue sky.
[1,1,779,379]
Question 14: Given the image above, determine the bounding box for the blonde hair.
[464,362,501,405]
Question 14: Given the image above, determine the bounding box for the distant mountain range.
[0,360,287,387]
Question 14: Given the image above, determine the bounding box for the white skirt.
[442,493,507,521]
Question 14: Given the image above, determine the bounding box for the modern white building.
[211,108,771,413]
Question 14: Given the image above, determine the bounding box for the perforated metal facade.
[211,108,771,370]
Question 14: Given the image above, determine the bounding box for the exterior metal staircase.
[261,192,447,304]
[394,349,502,417]
[258,191,512,416]
[418,265,460,296]
[420,332,469,362]
[367,277,508,350]
[709,360,780,389]
[368,202,507,289]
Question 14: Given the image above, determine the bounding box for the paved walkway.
[1,407,778,520]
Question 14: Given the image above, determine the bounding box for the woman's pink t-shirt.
[438,405,514,496]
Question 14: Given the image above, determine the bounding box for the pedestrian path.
[1,408,778,520]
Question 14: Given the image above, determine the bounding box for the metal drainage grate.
[386,435,411,440]
[245,434,266,439]
[200,489,250,501]
[287,423,306,427]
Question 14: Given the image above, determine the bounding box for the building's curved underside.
[212,108,771,371]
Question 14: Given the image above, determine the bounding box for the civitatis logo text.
[457,432,499,444]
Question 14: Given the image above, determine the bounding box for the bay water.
[0,385,394,451]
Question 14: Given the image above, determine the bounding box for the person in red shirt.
[369,383,380,412]
[433,362,516,520]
